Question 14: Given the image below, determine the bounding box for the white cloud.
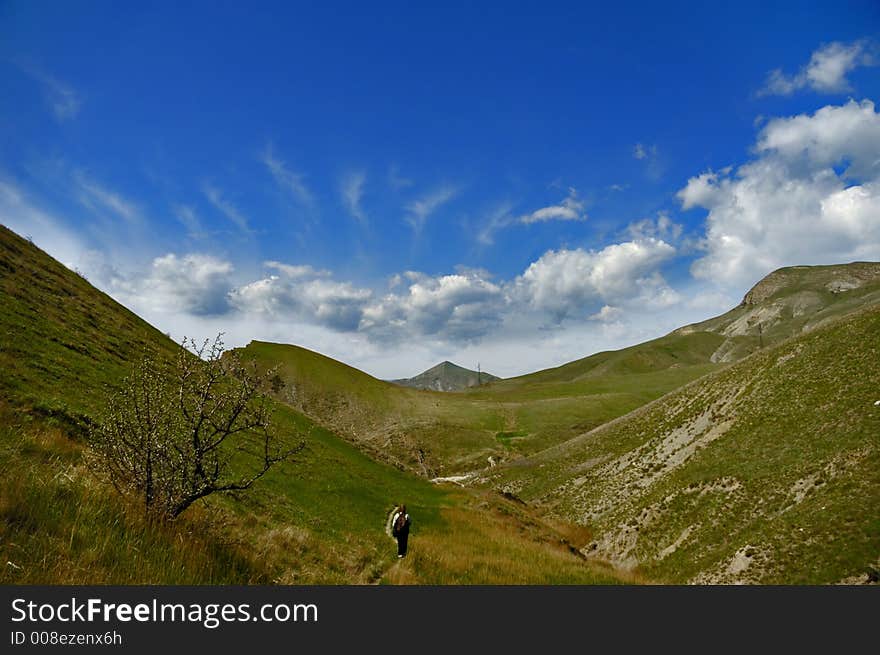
[760,40,875,96]
[261,145,315,208]
[264,261,330,279]
[513,238,677,321]
[202,184,250,233]
[361,271,504,343]
[627,212,683,242]
[404,186,457,231]
[519,187,586,224]
[341,171,367,224]
[589,305,623,322]
[0,188,696,378]
[230,264,372,332]
[754,99,880,178]
[134,253,234,316]
[679,99,880,287]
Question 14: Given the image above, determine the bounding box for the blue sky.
[2,1,879,377]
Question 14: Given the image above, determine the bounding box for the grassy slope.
[0,227,178,424]
[674,262,880,362]
[242,264,879,478]
[481,305,880,584]
[0,225,621,585]
[241,333,723,475]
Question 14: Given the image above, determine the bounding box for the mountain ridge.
[390,360,500,392]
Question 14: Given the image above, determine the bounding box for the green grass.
[0,225,625,585]
[240,336,723,474]
[484,305,880,584]
[4,223,879,584]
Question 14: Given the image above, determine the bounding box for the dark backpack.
[393,512,407,536]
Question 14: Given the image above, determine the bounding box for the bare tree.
[90,334,303,519]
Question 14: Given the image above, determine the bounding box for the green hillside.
[241,262,880,479]
[479,304,880,584]
[4,222,878,584]
[674,262,880,362]
[0,225,622,585]
[241,333,725,475]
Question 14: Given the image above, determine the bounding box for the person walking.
[391,504,411,558]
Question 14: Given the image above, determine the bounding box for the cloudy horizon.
[3,4,879,378]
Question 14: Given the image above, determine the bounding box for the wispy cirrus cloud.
[341,171,368,224]
[404,186,457,232]
[18,62,82,121]
[759,39,876,96]
[202,184,250,233]
[261,145,315,208]
[74,173,140,224]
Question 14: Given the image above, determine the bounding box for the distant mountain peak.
[391,361,500,392]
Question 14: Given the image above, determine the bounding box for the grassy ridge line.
[481,305,880,583]
[0,225,178,421]
[241,336,723,475]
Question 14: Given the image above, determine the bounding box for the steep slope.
[479,305,880,584]
[391,360,500,392]
[674,262,880,363]
[0,225,178,423]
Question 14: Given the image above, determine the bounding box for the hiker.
[391,504,411,558]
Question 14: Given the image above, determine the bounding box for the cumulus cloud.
[135,253,234,316]
[760,40,876,96]
[589,305,623,322]
[679,99,880,287]
[361,270,504,343]
[404,186,457,231]
[512,238,677,321]
[217,234,681,346]
[519,187,586,224]
[230,263,372,331]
